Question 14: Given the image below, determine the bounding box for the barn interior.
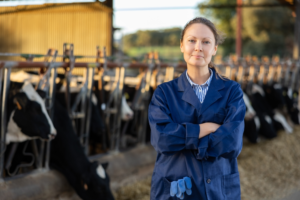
[0,0,300,200]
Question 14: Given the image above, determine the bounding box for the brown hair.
[181,17,226,78]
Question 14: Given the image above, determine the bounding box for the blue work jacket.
[148,69,246,200]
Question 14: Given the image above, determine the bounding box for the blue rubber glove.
[177,179,185,199]
[170,177,192,199]
[183,177,192,195]
[170,181,178,197]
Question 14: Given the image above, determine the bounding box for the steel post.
[45,67,57,170]
[84,67,95,155]
[0,67,11,179]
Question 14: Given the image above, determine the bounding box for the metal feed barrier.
[0,47,300,187]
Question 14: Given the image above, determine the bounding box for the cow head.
[121,96,134,121]
[6,82,57,144]
[243,92,256,121]
[81,161,115,200]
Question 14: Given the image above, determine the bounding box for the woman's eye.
[188,39,195,43]
[203,41,210,44]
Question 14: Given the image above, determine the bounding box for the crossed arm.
[199,123,220,139]
[148,84,246,160]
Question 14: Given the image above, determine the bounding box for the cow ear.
[101,162,109,170]
[13,92,28,110]
[36,89,47,99]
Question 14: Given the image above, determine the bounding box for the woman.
[148,17,246,200]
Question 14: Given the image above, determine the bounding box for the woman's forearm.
[199,123,221,139]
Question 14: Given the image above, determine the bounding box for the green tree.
[199,0,295,57]
[200,0,236,56]
[168,34,179,46]
[242,0,294,57]
[122,27,182,50]
[122,28,183,58]
[136,31,151,46]
[123,33,137,49]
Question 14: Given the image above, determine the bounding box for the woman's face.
[180,23,218,69]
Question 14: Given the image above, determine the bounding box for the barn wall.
[0,3,112,62]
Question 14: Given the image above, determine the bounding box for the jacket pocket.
[214,113,226,124]
[162,178,176,200]
[151,174,175,200]
[222,173,241,200]
[163,178,171,194]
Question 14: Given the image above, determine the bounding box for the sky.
[113,0,205,38]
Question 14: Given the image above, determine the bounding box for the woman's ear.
[212,45,218,56]
[180,42,184,53]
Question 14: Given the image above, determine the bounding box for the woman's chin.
[187,61,207,68]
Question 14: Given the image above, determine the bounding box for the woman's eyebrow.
[185,35,213,40]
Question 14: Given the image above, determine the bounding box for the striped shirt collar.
[186,69,213,88]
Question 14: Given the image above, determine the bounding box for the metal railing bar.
[84,67,95,155]
[0,67,11,179]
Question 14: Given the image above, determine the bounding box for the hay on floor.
[114,126,300,200]
[114,176,151,200]
[239,126,300,200]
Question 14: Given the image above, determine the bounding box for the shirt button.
[206,179,211,184]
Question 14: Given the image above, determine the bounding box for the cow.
[10,70,134,121]
[10,70,134,152]
[263,83,297,129]
[251,85,279,138]
[57,73,134,121]
[282,86,300,125]
[50,95,114,200]
[5,81,56,144]
[255,84,293,133]
[4,81,57,175]
[243,92,261,143]
[2,81,115,200]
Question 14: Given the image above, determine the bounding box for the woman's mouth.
[193,55,204,59]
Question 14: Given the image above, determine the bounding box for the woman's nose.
[194,41,202,51]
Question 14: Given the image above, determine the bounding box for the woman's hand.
[199,123,221,139]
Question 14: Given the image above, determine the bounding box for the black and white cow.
[4,81,57,175]
[3,81,115,200]
[57,74,134,122]
[245,83,294,141]
[282,86,300,125]
[10,70,134,152]
[11,70,134,122]
[255,84,293,133]
[243,92,261,143]
[5,81,56,144]
[263,83,298,127]
[50,97,114,200]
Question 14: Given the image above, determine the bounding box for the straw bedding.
[114,126,300,200]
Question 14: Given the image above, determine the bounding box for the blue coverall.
[148,68,246,200]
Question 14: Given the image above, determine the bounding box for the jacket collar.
[186,69,213,88]
[178,68,225,114]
